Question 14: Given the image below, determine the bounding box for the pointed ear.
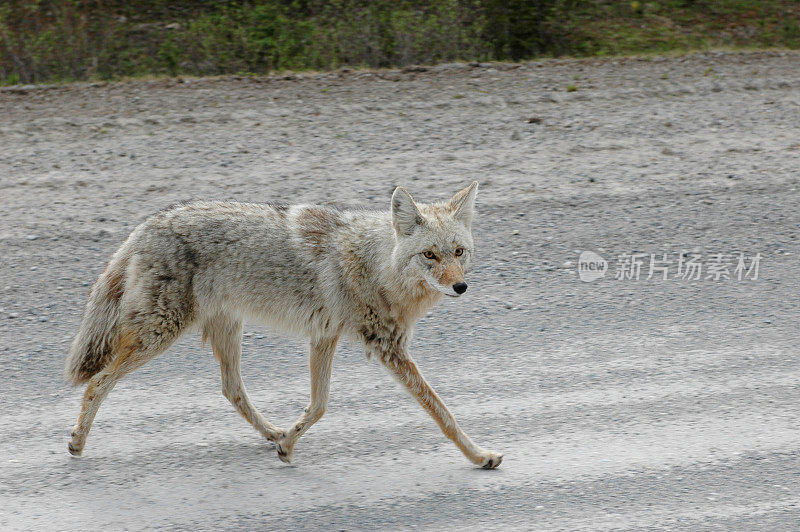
[448,181,478,227]
[391,186,424,236]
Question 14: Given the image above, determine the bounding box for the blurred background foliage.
[1,0,798,85]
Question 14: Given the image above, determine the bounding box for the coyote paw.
[276,438,294,463]
[67,438,83,456]
[478,450,503,469]
[267,428,287,443]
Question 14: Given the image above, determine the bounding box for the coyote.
[65,181,503,468]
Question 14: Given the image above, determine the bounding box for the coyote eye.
[423,250,437,260]
[454,247,464,257]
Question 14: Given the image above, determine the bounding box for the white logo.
[578,251,607,282]
[577,250,761,282]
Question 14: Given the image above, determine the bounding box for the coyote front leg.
[383,352,503,468]
[277,336,339,463]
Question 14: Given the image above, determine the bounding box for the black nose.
[453,282,468,294]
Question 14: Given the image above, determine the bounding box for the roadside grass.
[571,1,800,57]
[1,0,798,86]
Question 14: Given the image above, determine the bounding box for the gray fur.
[65,182,503,468]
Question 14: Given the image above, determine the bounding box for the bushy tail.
[65,256,128,385]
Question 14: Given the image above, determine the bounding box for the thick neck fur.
[384,271,442,326]
[350,212,442,328]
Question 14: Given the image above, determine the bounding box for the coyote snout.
[65,181,503,469]
[424,260,469,297]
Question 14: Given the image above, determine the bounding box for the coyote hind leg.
[204,315,285,442]
[68,332,161,455]
[277,336,338,463]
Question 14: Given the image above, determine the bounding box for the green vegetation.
[1,0,798,85]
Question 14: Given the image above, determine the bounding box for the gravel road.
[1,51,799,530]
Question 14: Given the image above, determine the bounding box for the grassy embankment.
[1,0,798,85]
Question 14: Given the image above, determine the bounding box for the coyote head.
[391,181,478,297]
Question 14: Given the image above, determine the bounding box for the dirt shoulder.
[1,51,799,530]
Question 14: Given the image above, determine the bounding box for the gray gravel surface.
[1,51,799,530]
